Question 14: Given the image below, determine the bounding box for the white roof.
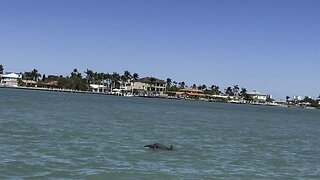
[1,73,22,79]
[247,90,268,96]
[89,84,106,89]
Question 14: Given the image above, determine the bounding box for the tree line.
[19,68,140,92]
[1,64,319,107]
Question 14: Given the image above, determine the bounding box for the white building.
[119,77,167,95]
[0,72,22,87]
[247,91,272,101]
[89,84,107,93]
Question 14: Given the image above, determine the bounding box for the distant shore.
[1,86,318,110]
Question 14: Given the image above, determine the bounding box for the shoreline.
[0,86,318,110]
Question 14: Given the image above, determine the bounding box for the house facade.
[89,84,107,93]
[120,77,166,95]
[247,91,272,101]
[0,72,22,87]
[176,88,206,99]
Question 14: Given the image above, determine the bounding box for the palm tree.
[120,74,127,94]
[173,81,178,88]
[166,78,172,90]
[210,85,220,95]
[201,84,207,90]
[111,72,120,91]
[131,73,139,94]
[225,86,234,96]
[132,73,139,81]
[31,69,41,82]
[178,81,185,89]
[84,69,94,90]
[240,87,247,97]
[121,70,132,93]
[42,74,46,82]
[103,73,111,86]
[124,70,132,81]
[232,85,240,96]
[286,96,290,102]
[85,69,94,84]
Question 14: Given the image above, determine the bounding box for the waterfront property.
[176,88,207,99]
[120,77,167,96]
[21,80,37,87]
[0,72,22,87]
[247,91,272,102]
[89,84,107,93]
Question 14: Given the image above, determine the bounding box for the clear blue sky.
[1,0,319,99]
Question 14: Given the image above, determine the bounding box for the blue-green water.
[1,88,320,179]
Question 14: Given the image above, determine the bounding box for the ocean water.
[1,88,320,179]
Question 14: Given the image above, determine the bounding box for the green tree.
[42,74,46,82]
[121,70,132,90]
[239,88,247,97]
[47,75,58,81]
[178,81,186,89]
[85,69,94,84]
[201,84,207,90]
[132,73,139,81]
[225,86,234,96]
[30,69,41,82]
[111,72,120,90]
[103,73,111,85]
[286,96,290,102]
[0,64,4,74]
[131,73,139,94]
[71,68,81,78]
[124,70,132,82]
[210,85,220,95]
[232,85,240,96]
[166,78,172,90]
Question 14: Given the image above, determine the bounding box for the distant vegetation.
[1,64,319,108]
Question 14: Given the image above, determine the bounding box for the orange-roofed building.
[176,88,207,99]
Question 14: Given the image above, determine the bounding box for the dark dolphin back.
[145,143,174,150]
[144,144,156,149]
[154,143,168,150]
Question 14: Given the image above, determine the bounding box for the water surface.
[0,88,319,179]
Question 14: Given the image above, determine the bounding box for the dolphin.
[144,143,174,150]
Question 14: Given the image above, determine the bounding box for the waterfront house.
[21,79,37,87]
[0,72,22,87]
[247,91,272,102]
[122,77,166,96]
[89,84,107,93]
[176,88,207,99]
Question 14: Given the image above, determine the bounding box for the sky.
[0,0,319,99]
